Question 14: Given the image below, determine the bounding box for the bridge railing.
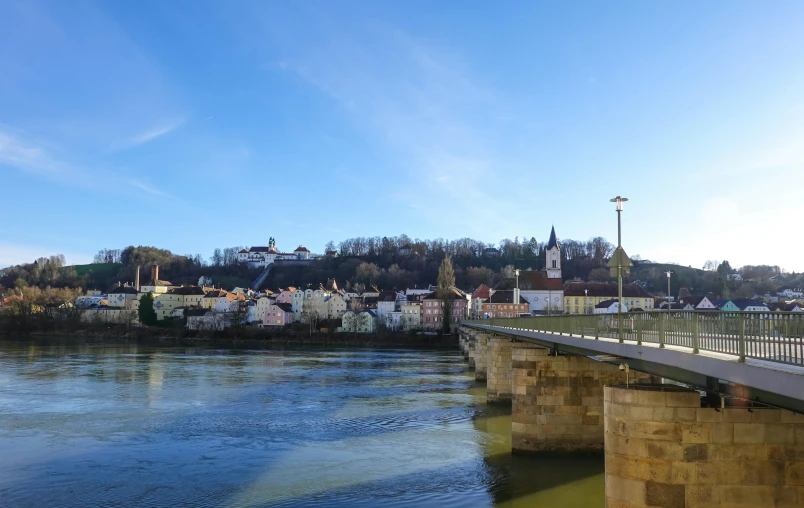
[463,311,804,366]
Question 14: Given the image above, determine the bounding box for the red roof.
[472,284,491,299]
[294,246,310,252]
[495,271,563,291]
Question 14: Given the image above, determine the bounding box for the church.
[493,226,564,314]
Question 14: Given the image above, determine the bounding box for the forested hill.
[0,236,793,300]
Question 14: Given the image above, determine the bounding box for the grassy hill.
[65,263,123,278]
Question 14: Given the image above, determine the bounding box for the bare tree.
[302,297,326,336]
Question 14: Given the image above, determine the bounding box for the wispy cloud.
[265,14,519,239]
[114,119,184,151]
[0,126,173,200]
[0,129,62,174]
[125,178,174,198]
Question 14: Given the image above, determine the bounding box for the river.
[0,343,603,507]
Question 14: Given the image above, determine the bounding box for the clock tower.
[545,226,562,280]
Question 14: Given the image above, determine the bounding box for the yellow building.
[563,282,655,315]
[150,286,209,320]
[201,289,228,310]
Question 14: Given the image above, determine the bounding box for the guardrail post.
[636,314,643,345]
[738,314,746,363]
[692,314,700,354]
[658,312,665,348]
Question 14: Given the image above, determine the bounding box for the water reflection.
[0,342,602,507]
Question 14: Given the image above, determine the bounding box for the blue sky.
[2,1,804,271]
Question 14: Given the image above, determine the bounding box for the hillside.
[629,262,713,297]
[65,262,123,278]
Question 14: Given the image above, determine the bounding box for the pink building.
[263,302,294,327]
[275,288,296,305]
[421,289,468,332]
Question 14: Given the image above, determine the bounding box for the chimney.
[152,264,159,283]
[135,266,140,292]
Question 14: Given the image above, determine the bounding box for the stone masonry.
[487,336,514,404]
[466,331,476,370]
[512,346,649,454]
[474,333,488,381]
[604,384,804,508]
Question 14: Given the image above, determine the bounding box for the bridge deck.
[463,315,804,414]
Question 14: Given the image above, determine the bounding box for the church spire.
[546,226,559,250]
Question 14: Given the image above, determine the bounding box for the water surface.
[0,343,603,507]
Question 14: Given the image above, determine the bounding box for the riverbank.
[0,327,459,349]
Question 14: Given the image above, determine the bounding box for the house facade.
[342,310,377,333]
[564,283,655,315]
[327,294,347,319]
[263,302,294,326]
[420,290,467,332]
[482,290,529,318]
[594,299,627,314]
[401,301,421,330]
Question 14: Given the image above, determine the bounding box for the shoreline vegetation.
[0,325,459,349]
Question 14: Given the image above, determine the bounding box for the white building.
[292,289,306,321]
[545,226,562,280]
[107,285,139,309]
[342,310,377,333]
[376,291,399,322]
[237,239,314,268]
[327,294,347,319]
[493,227,564,314]
[780,288,803,299]
[594,299,627,314]
[401,301,421,331]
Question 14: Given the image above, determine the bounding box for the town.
[7,227,799,335]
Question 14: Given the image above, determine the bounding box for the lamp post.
[514,268,520,317]
[585,288,589,314]
[665,271,673,310]
[610,196,628,341]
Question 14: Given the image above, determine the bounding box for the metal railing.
[463,311,804,366]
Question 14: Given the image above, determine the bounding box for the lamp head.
[610,196,628,211]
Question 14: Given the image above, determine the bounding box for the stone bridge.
[459,317,804,508]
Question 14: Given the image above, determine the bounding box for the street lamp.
[514,269,520,318]
[665,271,673,310]
[585,288,589,314]
[610,196,628,340]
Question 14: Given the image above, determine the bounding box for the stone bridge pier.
[487,336,514,404]
[605,384,804,508]
[466,331,476,370]
[511,344,650,455]
[473,333,488,381]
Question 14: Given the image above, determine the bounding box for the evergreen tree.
[437,255,455,290]
[437,256,456,334]
[138,293,158,326]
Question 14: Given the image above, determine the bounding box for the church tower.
[545,226,562,279]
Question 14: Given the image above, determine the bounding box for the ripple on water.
[0,346,603,507]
